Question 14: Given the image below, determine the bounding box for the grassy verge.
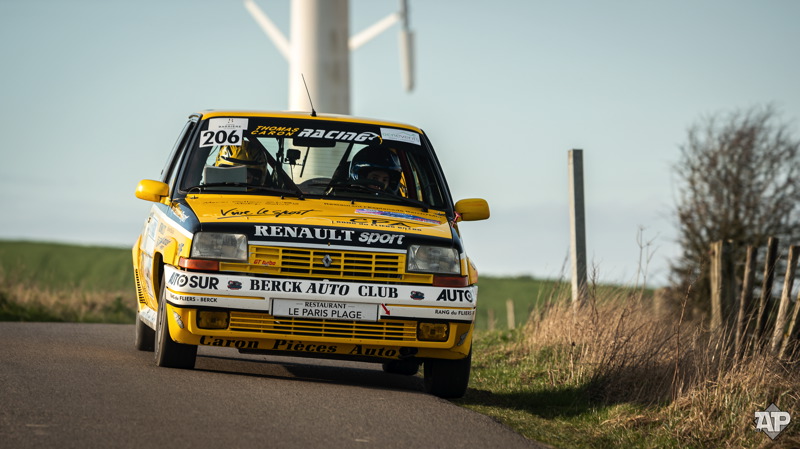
[0,241,136,323]
[0,280,136,323]
[461,294,800,448]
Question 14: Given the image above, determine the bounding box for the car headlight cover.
[406,245,460,274]
[190,232,248,261]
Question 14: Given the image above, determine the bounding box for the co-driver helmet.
[214,138,267,184]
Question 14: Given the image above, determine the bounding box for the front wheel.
[423,351,471,399]
[154,277,197,369]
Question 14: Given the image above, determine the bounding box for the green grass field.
[0,240,133,292]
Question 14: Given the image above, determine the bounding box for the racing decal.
[171,203,188,222]
[273,299,378,321]
[162,266,477,321]
[251,279,346,295]
[252,224,406,248]
[433,309,475,318]
[199,336,258,349]
[165,289,266,312]
[217,208,318,220]
[146,203,195,241]
[436,289,475,303]
[380,127,421,146]
[168,272,220,289]
[200,337,409,359]
[331,219,421,229]
[354,209,442,225]
[250,126,300,137]
[271,340,401,358]
[382,304,474,322]
[357,285,398,298]
[144,214,159,254]
[272,340,339,353]
[168,293,219,304]
[138,305,157,329]
[296,128,381,143]
[164,265,476,304]
[200,118,248,147]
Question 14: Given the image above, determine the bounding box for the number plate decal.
[200,118,248,147]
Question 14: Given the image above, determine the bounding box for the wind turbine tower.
[244,0,414,115]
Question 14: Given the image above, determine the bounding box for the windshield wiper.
[186,183,304,199]
[327,182,429,212]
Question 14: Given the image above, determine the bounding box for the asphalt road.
[0,323,545,449]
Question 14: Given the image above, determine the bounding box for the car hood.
[184,195,454,243]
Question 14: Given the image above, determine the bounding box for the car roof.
[196,110,423,134]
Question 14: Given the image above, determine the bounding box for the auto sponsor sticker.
[252,224,406,248]
[201,118,248,147]
[162,266,477,321]
[355,208,442,225]
[295,128,382,143]
[197,337,409,359]
[380,127,421,145]
[250,125,300,137]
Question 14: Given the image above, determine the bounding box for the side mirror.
[135,179,169,203]
[455,198,490,222]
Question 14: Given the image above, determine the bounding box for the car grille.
[219,246,432,284]
[229,311,420,343]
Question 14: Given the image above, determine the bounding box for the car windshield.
[178,116,449,210]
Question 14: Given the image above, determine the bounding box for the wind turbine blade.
[399,29,414,91]
[244,0,290,60]
[349,12,400,51]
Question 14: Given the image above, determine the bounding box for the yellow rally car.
[132,110,489,398]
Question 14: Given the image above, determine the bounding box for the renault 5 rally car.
[132,110,489,398]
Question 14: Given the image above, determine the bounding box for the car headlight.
[190,232,248,261]
[406,245,460,274]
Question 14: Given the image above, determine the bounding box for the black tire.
[423,351,471,399]
[154,277,197,369]
[382,359,420,376]
[134,311,155,352]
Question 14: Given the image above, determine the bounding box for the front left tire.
[154,276,197,369]
[423,351,471,399]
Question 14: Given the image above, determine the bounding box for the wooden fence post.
[506,299,516,330]
[710,240,735,329]
[770,245,799,354]
[755,237,779,341]
[779,287,800,359]
[487,308,496,332]
[735,246,757,357]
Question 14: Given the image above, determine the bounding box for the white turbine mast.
[244,0,414,115]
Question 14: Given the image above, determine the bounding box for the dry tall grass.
[0,269,136,323]
[519,287,800,448]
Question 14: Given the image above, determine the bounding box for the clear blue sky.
[2,0,799,287]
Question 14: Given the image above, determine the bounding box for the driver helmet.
[214,138,267,183]
[349,145,402,192]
